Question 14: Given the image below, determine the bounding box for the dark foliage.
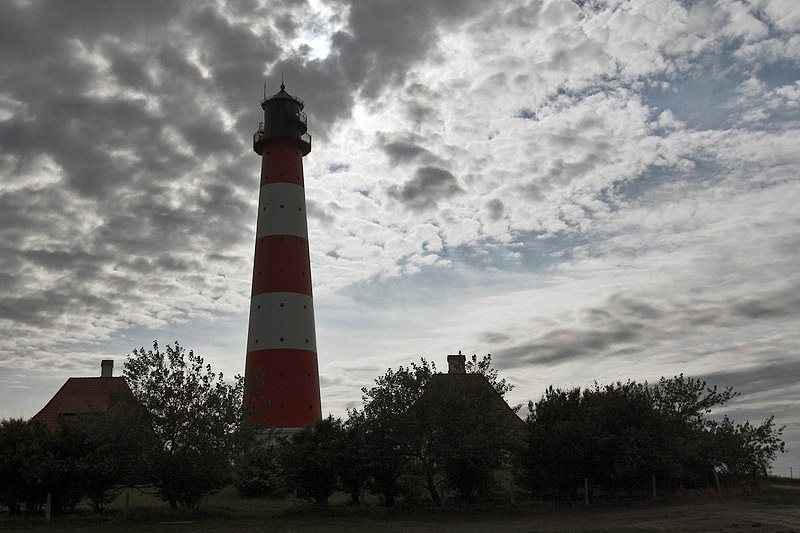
[0,407,147,516]
[350,358,436,506]
[408,373,522,503]
[465,353,516,402]
[0,418,52,515]
[336,416,370,505]
[517,376,785,500]
[234,433,285,497]
[280,416,343,504]
[351,356,521,506]
[711,415,785,483]
[124,341,247,508]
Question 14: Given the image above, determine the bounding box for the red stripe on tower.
[245,84,320,429]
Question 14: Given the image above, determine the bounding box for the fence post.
[791,467,793,479]
[46,493,51,521]
[652,474,657,500]
[584,477,589,505]
[713,468,721,493]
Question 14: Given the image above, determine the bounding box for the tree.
[280,416,343,504]
[0,419,97,515]
[354,358,436,506]
[518,386,587,499]
[465,353,515,400]
[649,374,740,488]
[70,396,152,512]
[580,381,670,493]
[518,376,785,500]
[124,341,246,508]
[712,415,785,482]
[420,381,519,501]
[0,418,51,515]
[336,415,370,506]
[355,356,521,506]
[650,374,739,426]
[234,435,285,497]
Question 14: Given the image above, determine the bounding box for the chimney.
[101,360,113,378]
[447,351,466,374]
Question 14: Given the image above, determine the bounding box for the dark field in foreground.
[3,483,800,533]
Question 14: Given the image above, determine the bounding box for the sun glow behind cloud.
[287,0,348,62]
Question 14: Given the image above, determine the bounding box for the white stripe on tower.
[246,292,316,352]
[256,182,309,239]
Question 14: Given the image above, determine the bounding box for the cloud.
[0,0,491,363]
[1,0,800,472]
[499,323,645,366]
[485,198,505,222]
[382,140,435,166]
[701,359,800,400]
[387,166,464,212]
[761,0,800,31]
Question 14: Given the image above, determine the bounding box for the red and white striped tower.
[245,84,321,429]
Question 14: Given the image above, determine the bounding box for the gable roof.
[32,377,133,429]
[414,372,525,434]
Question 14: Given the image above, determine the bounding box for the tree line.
[0,342,785,514]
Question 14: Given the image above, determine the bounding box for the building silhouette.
[32,360,133,430]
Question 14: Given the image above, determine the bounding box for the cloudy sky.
[1,0,798,472]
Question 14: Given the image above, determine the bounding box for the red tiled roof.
[32,377,133,429]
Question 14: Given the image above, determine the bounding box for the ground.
[2,485,799,532]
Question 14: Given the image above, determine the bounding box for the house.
[32,360,134,430]
[412,352,525,445]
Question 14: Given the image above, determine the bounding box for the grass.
[0,487,536,532]
[3,483,800,532]
[769,474,800,486]
[750,485,800,506]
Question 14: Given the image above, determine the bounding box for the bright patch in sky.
[289,0,347,61]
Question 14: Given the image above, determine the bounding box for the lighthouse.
[245,84,321,429]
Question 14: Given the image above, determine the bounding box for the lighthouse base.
[244,348,321,428]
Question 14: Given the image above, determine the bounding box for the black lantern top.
[253,84,311,156]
